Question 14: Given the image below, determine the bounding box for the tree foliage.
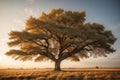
[6,8,116,70]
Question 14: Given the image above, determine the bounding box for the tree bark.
[54,60,61,71]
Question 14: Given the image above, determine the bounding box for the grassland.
[0,68,120,80]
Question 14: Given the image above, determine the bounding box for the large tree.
[6,8,116,71]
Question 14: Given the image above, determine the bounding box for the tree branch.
[30,39,56,61]
[60,40,97,60]
[30,39,46,47]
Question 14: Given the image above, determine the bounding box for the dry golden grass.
[0,68,120,80]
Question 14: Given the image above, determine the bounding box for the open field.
[0,68,120,80]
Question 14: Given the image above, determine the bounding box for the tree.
[6,8,116,71]
[96,66,99,69]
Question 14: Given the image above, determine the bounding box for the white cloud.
[23,7,37,17]
[0,38,9,55]
[17,7,38,20]
[24,8,34,16]
[25,0,35,3]
[11,7,40,31]
[12,18,25,31]
[109,24,120,30]
[13,19,22,24]
[107,24,120,37]
[25,0,36,4]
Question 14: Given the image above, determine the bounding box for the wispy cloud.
[23,7,38,17]
[108,24,120,31]
[12,18,25,30]
[18,7,37,18]
[13,19,22,24]
[25,0,36,4]
[108,24,120,37]
[12,7,40,31]
[25,0,35,2]
[24,8,35,16]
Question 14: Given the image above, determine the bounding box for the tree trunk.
[54,60,61,71]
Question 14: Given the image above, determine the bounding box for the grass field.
[0,68,120,80]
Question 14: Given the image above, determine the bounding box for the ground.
[0,68,120,80]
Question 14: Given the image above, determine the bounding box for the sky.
[0,0,120,69]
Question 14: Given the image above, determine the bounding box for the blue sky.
[0,0,120,68]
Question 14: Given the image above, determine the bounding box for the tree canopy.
[6,8,116,71]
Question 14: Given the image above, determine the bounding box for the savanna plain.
[0,68,120,80]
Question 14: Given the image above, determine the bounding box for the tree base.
[54,60,61,71]
[54,69,61,71]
